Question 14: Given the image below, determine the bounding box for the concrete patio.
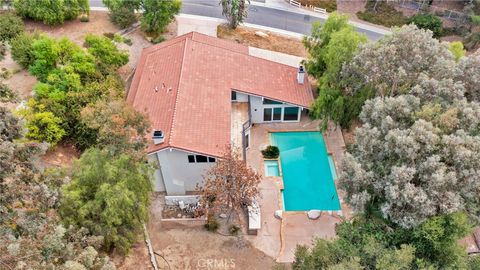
[245,112,349,262]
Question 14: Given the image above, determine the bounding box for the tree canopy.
[293,213,475,269]
[60,148,153,254]
[11,33,128,149]
[0,106,116,269]
[303,12,369,130]
[13,0,89,25]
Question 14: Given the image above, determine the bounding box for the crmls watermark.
[196,258,236,269]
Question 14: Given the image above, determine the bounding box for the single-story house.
[127,32,314,195]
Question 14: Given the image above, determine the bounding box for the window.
[263,98,282,105]
[263,108,272,121]
[273,107,282,121]
[195,155,208,163]
[245,133,249,149]
[188,155,216,163]
[283,107,299,121]
[264,107,282,122]
[231,91,237,101]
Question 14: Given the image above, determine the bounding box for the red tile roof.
[127,32,313,156]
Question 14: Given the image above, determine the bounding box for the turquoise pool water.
[264,160,280,177]
[271,131,341,211]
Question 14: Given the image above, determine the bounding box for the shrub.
[229,225,240,235]
[123,37,133,46]
[85,34,129,69]
[80,15,89,23]
[0,43,5,61]
[109,6,137,29]
[13,0,89,25]
[151,35,166,44]
[10,32,38,69]
[409,14,443,37]
[261,145,280,159]
[448,41,465,62]
[0,12,25,42]
[464,31,480,51]
[0,82,18,102]
[19,102,66,147]
[113,33,124,43]
[204,213,220,232]
[357,1,408,27]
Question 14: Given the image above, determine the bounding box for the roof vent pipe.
[297,65,305,84]
[152,130,164,145]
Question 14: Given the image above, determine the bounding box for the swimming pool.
[264,160,280,177]
[271,131,341,211]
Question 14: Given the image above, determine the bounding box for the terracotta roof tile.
[128,32,314,156]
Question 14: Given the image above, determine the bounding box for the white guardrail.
[288,0,328,14]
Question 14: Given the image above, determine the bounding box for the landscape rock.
[274,210,282,220]
[219,213,227,219]
[307,210,321,220]
[255,31,269,38]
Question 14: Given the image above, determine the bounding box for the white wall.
[250,95,301,123]
[155,149,215,195]
[234,92,249,102]
[148,153,166,192]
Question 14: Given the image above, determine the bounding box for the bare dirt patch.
[145,194,276,270]
[217,24,307,57]
[0,48,37,101]
[25,11,120,45]
[40,143,80,168]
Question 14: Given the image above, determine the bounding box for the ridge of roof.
[168,36,190,147]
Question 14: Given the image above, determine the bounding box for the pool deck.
[245,114,351,262]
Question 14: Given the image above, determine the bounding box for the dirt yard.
[217,25,307,57]
[142,194,277,270]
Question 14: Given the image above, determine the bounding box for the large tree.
[293,213,475,269]
[343,24,455,98]
[60,148,153,254]
[199,146,261,222]
[80,99,150,158]
[0,106,115,269]
[303,13,369,130]
[220,0,250,29]
[339,77,480,227]
[141,0,181,34]
[103,0,181,33]
[13,0,89,25]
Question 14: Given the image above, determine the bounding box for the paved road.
[90,0,385,40]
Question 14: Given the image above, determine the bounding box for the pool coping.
[267,130,343,214]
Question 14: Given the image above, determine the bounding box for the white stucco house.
[127,32,314,195]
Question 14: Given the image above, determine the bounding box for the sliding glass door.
[263,107,282,122]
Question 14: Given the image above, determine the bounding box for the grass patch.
[299,0,336,12]
[217,24,306,57]
[357,0,408,27]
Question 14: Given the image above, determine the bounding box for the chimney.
[297,65,305,84]
[152,130,164,145]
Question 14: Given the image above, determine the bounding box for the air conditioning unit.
[152,130,164,145]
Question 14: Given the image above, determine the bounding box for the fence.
[288,0,328,14]
[389,0,469,22]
